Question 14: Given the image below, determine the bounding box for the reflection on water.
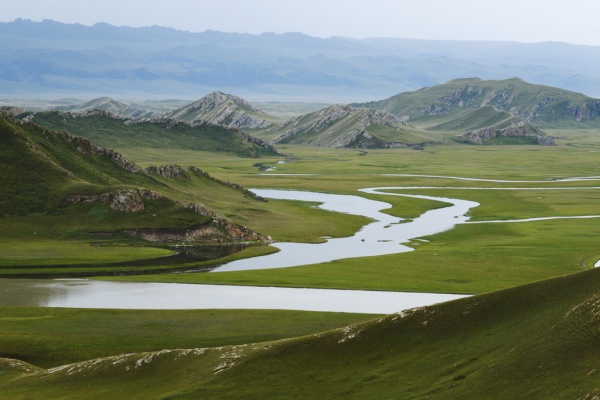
[0,278,468,314]
[3,245,247,278]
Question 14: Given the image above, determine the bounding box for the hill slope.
[163,91,281,129]
[19,110,280,158]
[357,77,600,128]
[2,266,599,398]
[0,112,270,246]
[270,105,436,148]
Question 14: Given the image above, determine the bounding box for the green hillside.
[22,110,280,158]
[2,266,599,399]
[0,112,275,276]
[425,105,519,131]
[357,77,600,128]
[269,105,437,148]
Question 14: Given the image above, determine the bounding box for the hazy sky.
[2,0,600,45]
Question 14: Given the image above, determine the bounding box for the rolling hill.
[17,109,280,158]
[269,105,437,148]
[355,77,600,128]
[0,111,270,248]
[1,263,599,398]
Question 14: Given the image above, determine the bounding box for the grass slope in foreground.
[2,267,600,399]
[0,308,377,369]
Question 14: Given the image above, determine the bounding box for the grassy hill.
[269,105,437,148]
[1,266,599,398]
[164,91,282,129]
[0,112,276,276]
[357,77,600,129]
[21,110,280,158]
[425,105,519,131]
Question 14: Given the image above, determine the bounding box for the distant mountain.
[3,19,600,100]
[163,92,281,129]
[356,78,600,128]
[270,105,436,148]
[20,110,280,158]
[50,97,159,119]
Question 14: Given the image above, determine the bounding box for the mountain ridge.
[3,19,600,100]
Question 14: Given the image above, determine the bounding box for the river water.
[212,189,479,272]
[0,188,477,313]
[0,278,468,314]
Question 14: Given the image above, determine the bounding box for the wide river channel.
[0,188,478,314]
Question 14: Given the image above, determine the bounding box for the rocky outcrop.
[60,132,144,174]
[65,187,270,243]
[164,91,275,129]
[119,198,270,243]
[146,165,190,180]
[462,123,556,145]
[566,100,600,122]
[123,219,270,244]
[109,190,145,212]
[65,188,160,212]
[271,105,411,148]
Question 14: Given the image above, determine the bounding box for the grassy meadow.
[2,264,600,399]
[99,130,600,295]
[2,122,600,398]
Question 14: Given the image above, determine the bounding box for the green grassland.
[2,108,600,399]
[0,308,377,369]
[2,266,600,399]
[103,131,600,295]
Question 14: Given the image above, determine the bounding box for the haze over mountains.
[3,19,600,101]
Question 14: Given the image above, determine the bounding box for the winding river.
[2,178,599,314]
[212,189,478,272]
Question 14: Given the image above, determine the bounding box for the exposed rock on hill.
[461,123,556,145]
[66,189,152,212]
[146,164,190,180]
[357,78,600,128]
[61,131,145,174]
[164,91,278,129]
[270,105,431,148]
